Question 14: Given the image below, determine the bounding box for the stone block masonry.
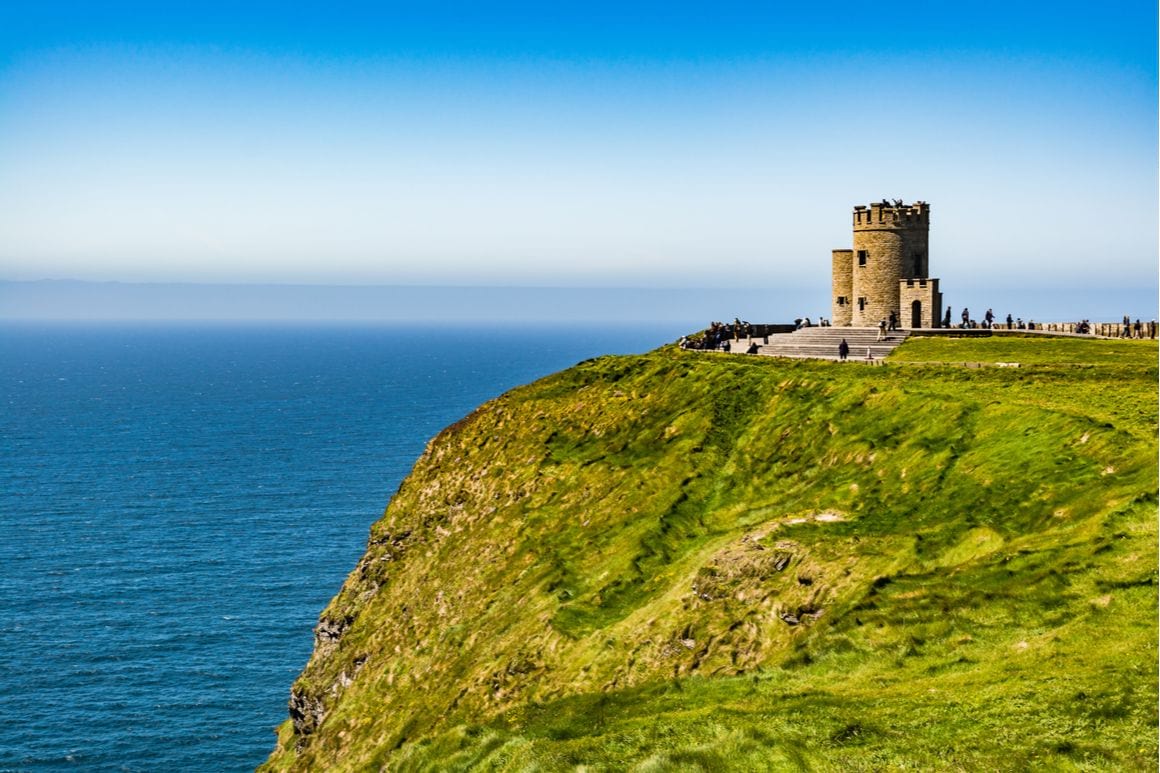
[899,278,942,329]
[831,250,853,326]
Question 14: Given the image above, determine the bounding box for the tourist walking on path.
[888,310,897,332]
[838,339,849,361]
[1006,313,1013,330]
[961,307,970,328]
[877,319,887,341]
[985,309,994,328]
[943,307,952,328]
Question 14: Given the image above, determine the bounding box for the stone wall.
[851,229,905,326]
[899,227,929,280]
[831,249,853,326]
[1019,322,1157,338]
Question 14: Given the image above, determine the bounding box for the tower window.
[837,296,846,306]
[857,250,867,266]
[858,297,866,311]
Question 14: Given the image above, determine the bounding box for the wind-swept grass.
[264,336,1157,772]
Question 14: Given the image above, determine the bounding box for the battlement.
[853,200,929,230]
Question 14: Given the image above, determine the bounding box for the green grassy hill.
[263,336,1158,772]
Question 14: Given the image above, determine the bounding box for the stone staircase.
[755,327,910,362]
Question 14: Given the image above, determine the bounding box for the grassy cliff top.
[264,335,1158,771]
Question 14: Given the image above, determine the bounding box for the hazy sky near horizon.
[0,2,1156,290]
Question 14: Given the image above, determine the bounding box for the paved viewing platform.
[706,322,1156,363]
[687,320,1155,364]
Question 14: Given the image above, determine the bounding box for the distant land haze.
[0,280,1155,326]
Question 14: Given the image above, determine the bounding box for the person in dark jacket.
[838,338,850,361]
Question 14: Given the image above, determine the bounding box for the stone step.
[759,344,899,353]
[771,337,905,346]
[755,327,909,362]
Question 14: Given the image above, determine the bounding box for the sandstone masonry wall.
[852,229,905,326]
[831,250,853,326]
[899,278,942,328]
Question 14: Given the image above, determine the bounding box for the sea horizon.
[2,279,1156,326]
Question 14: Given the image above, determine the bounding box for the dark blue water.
[0,323,679,771]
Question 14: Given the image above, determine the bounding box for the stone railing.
[1012,321,1157,339]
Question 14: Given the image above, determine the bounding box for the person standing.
[877,319,887,341]
[1006,313,1013,330]
[943,307,952,328]
[838,338,849,361]
[961,307,970,328]
[985,308,994,328]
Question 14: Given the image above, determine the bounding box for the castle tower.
[831,201,943,328]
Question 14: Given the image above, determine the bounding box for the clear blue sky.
[0,1,1155,293]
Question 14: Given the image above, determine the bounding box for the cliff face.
[264,337,1158,771]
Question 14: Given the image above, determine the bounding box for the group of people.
[951,307,1037,330]
[794,317,831,329]
[679,319,752,351]
[870,311,904,341]
[956,309,1154,338]
[1069,319,1153,337]
[679,322,727,350]
[1119,316,1156,339]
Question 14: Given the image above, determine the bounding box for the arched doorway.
[911,300,922,329]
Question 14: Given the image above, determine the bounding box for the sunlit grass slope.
[263,336,1158,772]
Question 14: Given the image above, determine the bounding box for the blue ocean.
[0,323,680,771]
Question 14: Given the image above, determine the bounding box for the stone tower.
[831,200,943,328]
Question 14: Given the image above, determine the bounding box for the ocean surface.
[0,323,681,772]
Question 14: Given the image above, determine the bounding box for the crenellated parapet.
[853,201,930,231]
